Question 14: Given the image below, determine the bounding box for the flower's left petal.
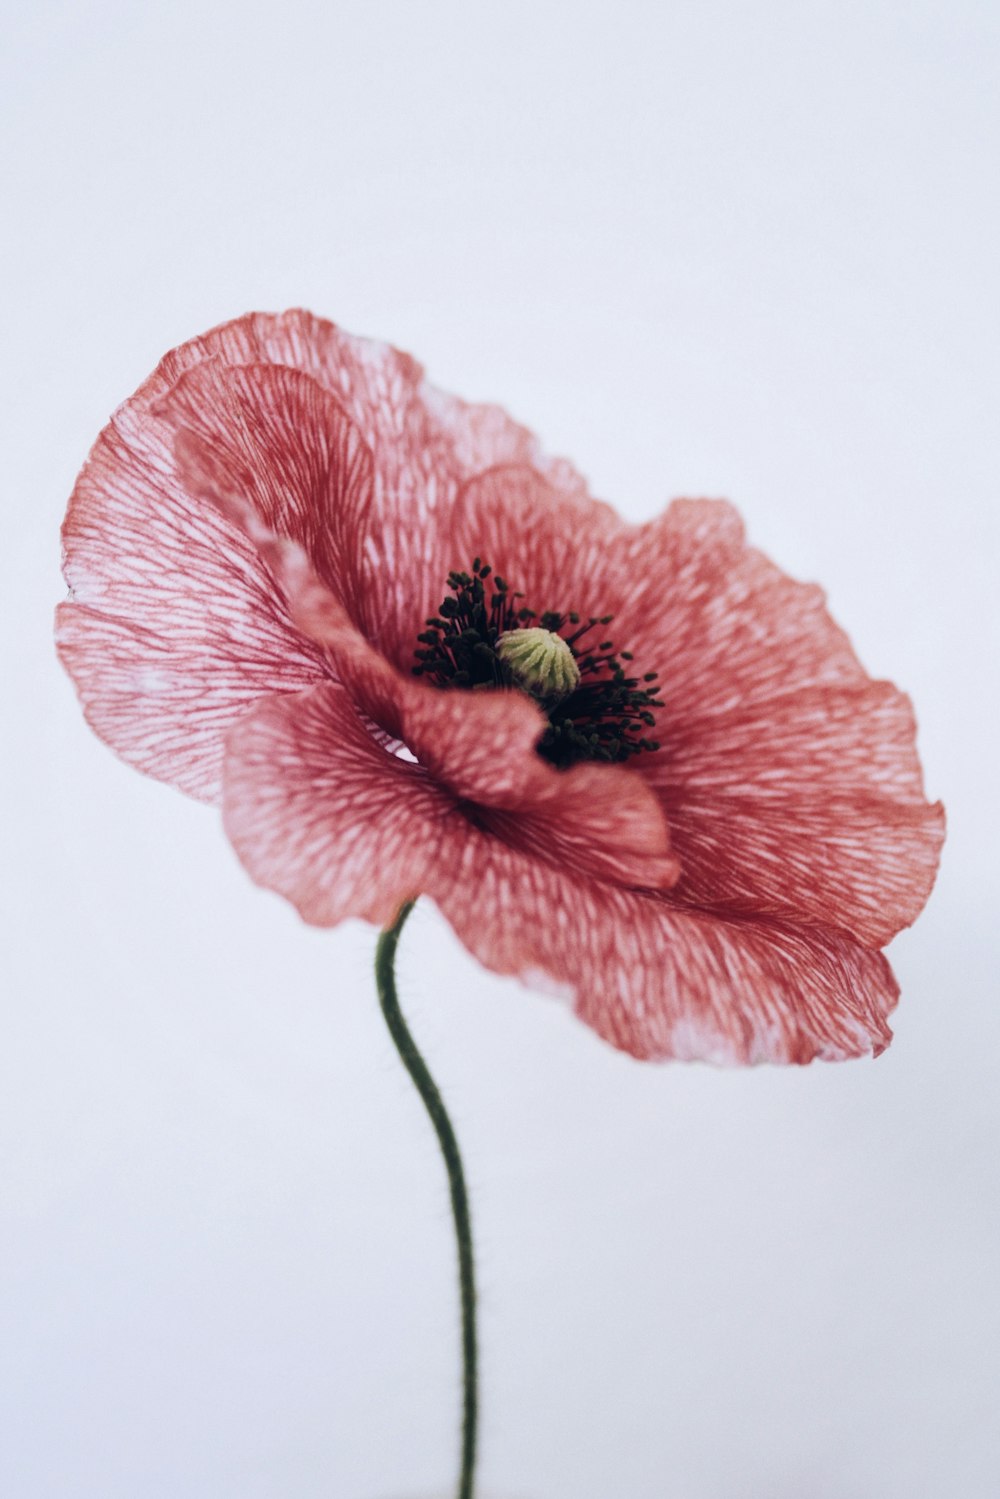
[175,435,544,767]
[58,356,381,803]
[153,358,382,632]
[55,598,326,802]
[150,310,592,670]
[56,392,330,802]
[222,683,459,927]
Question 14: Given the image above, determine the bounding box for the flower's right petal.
[428,845,901,1066]
[222,687,898,1066]
[605,498,869,717]
[642,680,945,946]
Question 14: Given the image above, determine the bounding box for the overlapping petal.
[222,685,453,928]
[129,309,589,668]
[222,686,678,930]
[610,502,944,945]
[605,500,871,712]
[185,456,679,892]
[436,856,899,1065]
[448,464,623,619]
[58,311,589,798]
[221,683,897,1064]
[56,389,330,801]
[155,359,376,624]
[645,682,945,945]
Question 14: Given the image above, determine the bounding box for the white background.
[3,2,998,1496]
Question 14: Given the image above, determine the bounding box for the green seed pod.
[496,627,581,700]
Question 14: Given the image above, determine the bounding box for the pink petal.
[56,380,332,799]
[643,681,945,945]
[58,352,402,803]
[138,310,590,667]
[452,759,680,891]
[605,499,870,718]
[154,359,377,627]
[223,632,677,900]
[59,313,591,799]
[154,310,582,490]
[430,852,900,1065]
[56,598,325,802]
[221,684,897,1064]
[222,685,456,928]
[660,793,943,948]
[448,464,625,620]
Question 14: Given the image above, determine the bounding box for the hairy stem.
[375,901,478,1499]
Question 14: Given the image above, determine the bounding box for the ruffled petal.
[222,686,678,930]
[428,848,899,1065]
[153,359,377,627]
[56,375,333,799]
[480,493,953,944]
[153,309,583,494]
[461,761,680,891]
[59,313,593,799]
[605,499,870,718]
[222,684,457,928]
[130,310,590,667]
[55,599,324,802]
[447,464,625,620]
[221,689,897,1065]
[175,443,540,778]
[59,350,384,803]
[643,681,945,944]
[660,792,943,947]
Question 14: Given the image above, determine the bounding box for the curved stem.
[375,900,478,1499]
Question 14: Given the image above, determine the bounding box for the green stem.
[375,900,478,1499]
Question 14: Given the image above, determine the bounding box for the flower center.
[412,559,663,768]
[495,627,580,700]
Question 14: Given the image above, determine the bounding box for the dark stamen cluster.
[413,559,663,769]
[413,560,527,688]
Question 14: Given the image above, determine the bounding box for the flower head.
[57,310,944,1064]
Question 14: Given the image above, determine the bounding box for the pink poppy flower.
[57,310,944,1065]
